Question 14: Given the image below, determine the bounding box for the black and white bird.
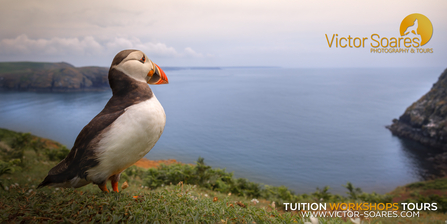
[38,49,168,192]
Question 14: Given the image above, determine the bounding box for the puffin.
[38,49,168,192]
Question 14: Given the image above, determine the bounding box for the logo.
[325,13,434,53]
[399,13,433,46]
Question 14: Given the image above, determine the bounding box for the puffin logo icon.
[399,13,433,46]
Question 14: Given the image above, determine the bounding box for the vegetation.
[0,62,73,74]
[1,128,447,223]
[388,178,447,213]
[134,159,395,209]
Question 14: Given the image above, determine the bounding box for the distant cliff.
[0,62,109,92]
[387,68,447,150]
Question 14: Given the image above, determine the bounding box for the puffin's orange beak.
[147,62,168,85]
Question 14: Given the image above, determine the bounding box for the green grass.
[1,128,447,223]
[0,62,73,74]
[2,183,320,223]
[407,178,447,190]
[0,148,335,223]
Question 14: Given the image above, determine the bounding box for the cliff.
[387,68,447,150]
[0,62,109,92]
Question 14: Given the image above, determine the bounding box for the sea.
[0,67,445,195]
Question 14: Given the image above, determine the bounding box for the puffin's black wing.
[37,108,125,187]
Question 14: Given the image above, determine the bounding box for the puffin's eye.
[140,55,146,63]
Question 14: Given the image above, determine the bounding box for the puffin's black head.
[110,49,168,85]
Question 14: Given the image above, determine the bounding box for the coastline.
[386,68,447,150]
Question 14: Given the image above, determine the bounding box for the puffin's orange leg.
[112,180,119,192]
[110,173,121,193]
[98,183,109,193]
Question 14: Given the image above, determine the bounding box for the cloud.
[0,35,206,59]
[0,35,102,56]
[104,37,181,57]
[184,47,203,58]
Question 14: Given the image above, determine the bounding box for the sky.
[0,0,446,68]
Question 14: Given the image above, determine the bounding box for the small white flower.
[309,214,319,224]
[55,188,59,191]
[251,199,259,204]
[204,194,208,197]
[350,217,361,224]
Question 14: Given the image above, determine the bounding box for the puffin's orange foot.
[112,180,119,193]
[98,183,109,193]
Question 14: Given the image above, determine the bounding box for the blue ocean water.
[0,67,444,194]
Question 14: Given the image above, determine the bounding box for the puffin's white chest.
[87,95,166,181]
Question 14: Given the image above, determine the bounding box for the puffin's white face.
[114,50,168,85]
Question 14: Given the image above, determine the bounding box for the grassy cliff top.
[0,62,75,74]
[1,128,447,223]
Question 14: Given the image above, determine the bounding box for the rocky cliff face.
[387,68,447,150]
[0,62,109,92]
